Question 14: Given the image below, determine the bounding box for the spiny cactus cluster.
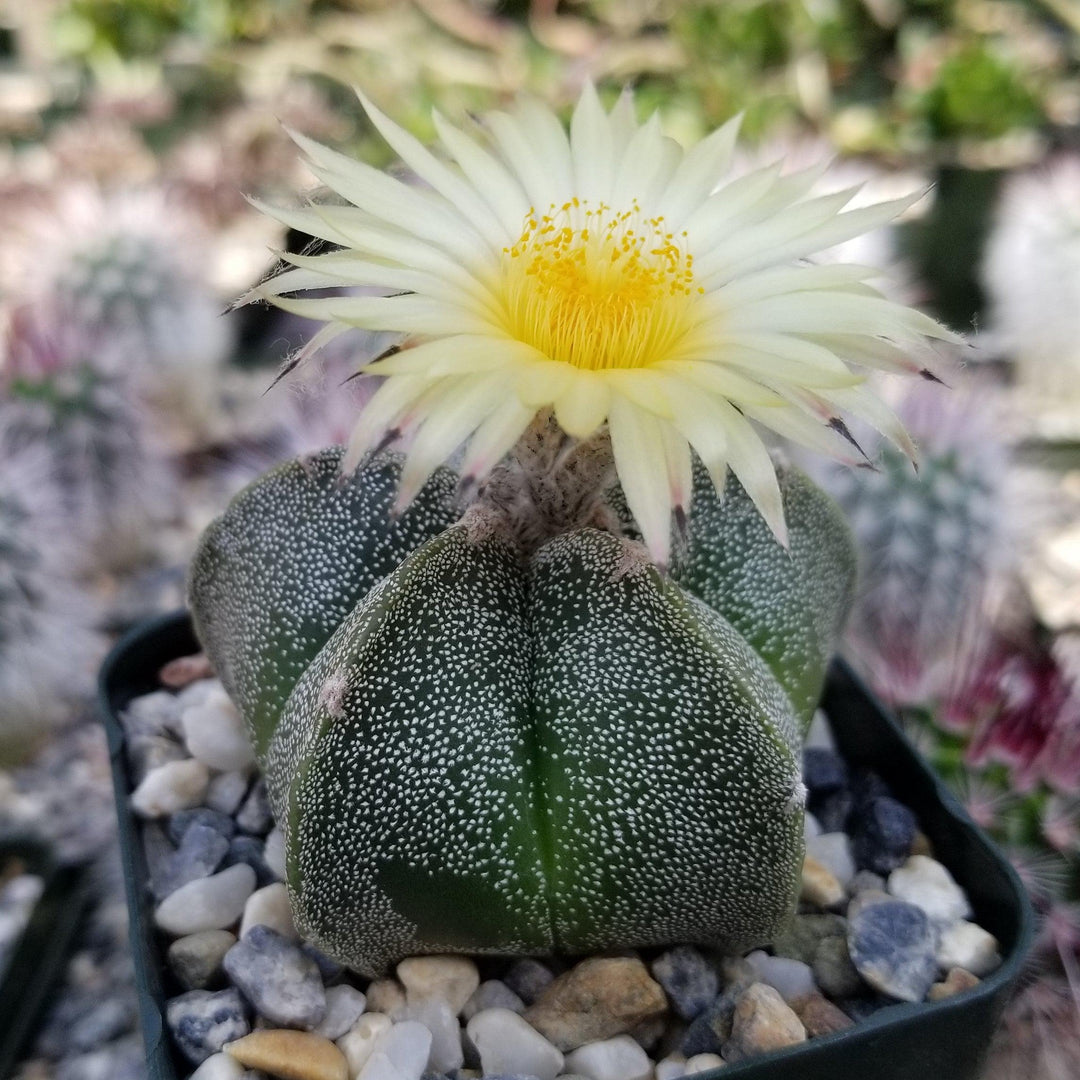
[815,380,1008,706]
[190,443,855,975]
[0,436,102,762]
[1,299,176,573]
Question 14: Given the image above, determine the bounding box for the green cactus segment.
[530,530,804,955]
[672,461,856,729]
[269,524,553,974]
[188,448,459,758]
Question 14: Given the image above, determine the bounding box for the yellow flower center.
[501,199,703,371]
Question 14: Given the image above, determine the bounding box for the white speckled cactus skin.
[190,448,855,975]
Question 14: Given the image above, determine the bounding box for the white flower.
[253,86,957,564]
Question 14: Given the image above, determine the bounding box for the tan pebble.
[160,654,215,687]
[397,955,480,1014]
[365,979,406,1016]
[225,1029,347,1080]
[724,984,806,1063]
[911,831,934,858]
[524,956,668,1051]
[791,993,854,1037]
[927,968,980,1002]
[686,1052,725,1073]
[800,856,844,909]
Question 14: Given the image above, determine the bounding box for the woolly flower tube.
[253,85,957,564]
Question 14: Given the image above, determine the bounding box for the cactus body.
[816,382,1005,705]
[0,440,102,761]
[190,448,855,975]
[3,302,176,573]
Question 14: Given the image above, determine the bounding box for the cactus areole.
[190,445,855,974]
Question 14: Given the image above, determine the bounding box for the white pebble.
[401,1000,463,1073]
[182,690,255,772]
[397,955,479,1015]
[315,985,368,1042]
[205,771,251,816]
[264,827,287,882]
[188,1052,246,1080]
[888,856,972,925]
[936,921,1001,977]
[154,864,256,935]
[131,759,209,818]
[564,1035,653,1080]
[806,832,856,887]
[803,813,822,841]
[177,677,223,710]
[369,1021,431,1080]
[338,1013,392,1079]
[686,1053,726,1074]
[466,1008,564,1080]
[357,1053,404,1080]
[656,1054,688,1080]
[239,883,297,941]
[745,951,817,1003]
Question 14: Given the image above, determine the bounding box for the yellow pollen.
[501,200,702,371]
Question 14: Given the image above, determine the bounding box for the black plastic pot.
[0,837,91,1079]
[99,610,1034,1080]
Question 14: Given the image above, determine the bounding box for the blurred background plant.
[2,1,1080,1077]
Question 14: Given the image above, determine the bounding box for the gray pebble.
[651,945,719,1022]
[223,925,326,1030]
[502,958,554,1004]
[313,984,367,1040]
[166,988,250,1065]
[848,900,938,1003]
[142,821,176,900]
[155,825,230,900]
[168,931,237,991]
[463,981,526,1021]
[236,780,272,836]
[222,835,275,887]
[300,942,344,983]
[169,808,237,845]
[813,934,863,999]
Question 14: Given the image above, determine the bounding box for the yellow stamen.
[501,200,703,371]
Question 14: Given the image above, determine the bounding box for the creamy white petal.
[655,114,741,227]
[612,112,682,211]
[341,374,435,473]
[395,373,513,510]
[553,369,612,439]
[608,396,673,567]
[365,335,544,377]
[459,397,537,486]
[486,110,562,214]
[357,91,510,248]
[432,110,531,238]
[288,128,490,262]
[570,82,616,203]
[265,293,497,336]
[712,398,789,546]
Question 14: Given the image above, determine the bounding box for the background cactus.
[190,445,854,975]
[814,380,1008,706]
[1,299,177,574]
[0,436,102,762]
